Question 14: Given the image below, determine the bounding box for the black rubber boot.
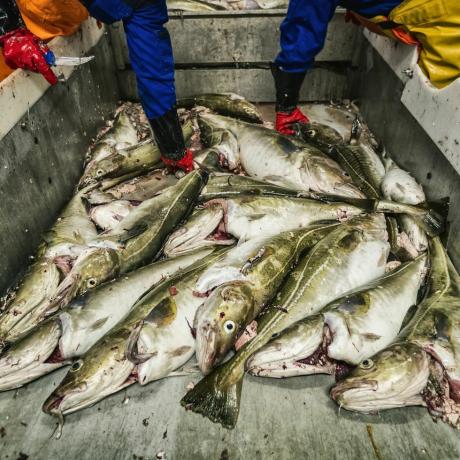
[270,63,307,113]
[148,106,186,161]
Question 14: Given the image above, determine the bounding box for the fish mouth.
[330,379,378,403]
[49,274,81,312]
[196,323,218,375]
[43,394,65,415]
[164,207,234,257]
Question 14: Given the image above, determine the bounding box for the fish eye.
[87,278,97,288]
[224,320,235,334]
[96,169,104,177]
[307,129,316,137]
[359,358,374,370]
[70,360,83,372]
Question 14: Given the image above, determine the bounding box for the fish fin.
[144,297,177,327]
[400,304,417,331]
[416,198,449,237]
[181,362,244,429]
[90,317,109,331]
[361,333,381,341]
[117,222,149,244]
[125,321,152,364]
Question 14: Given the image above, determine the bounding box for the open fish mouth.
[196,322,218,375]
[330,379,378,405]
[0,320,68,391]
[164,204,235,257]
[48,274,81,312]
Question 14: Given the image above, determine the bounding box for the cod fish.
[164,195,364,256]
[331,238,460,429]
[381,156,425,205]
[0,187,98,346]
[90,200,135,231]
[295,119,385,199]
[198,112,364,198]
[181,214,390,428]
[86,169,179,205]
[79,121,193,188]
[89,111,139,163]
[42,248,228,422]
[247,255,426,378]
[28,170,207,337]
[178,93,263,124]
[199,174,305,201]
[194,225,339,374]
[0,250,211,391]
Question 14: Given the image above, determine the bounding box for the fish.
[0,187,99,346]
[79,121,193,188]
[34,170,208,331]
[381,157,426,205]
[0,260,60,347]
[199,174,306,201]
[181,214,390,427]
[89,111,139,163]
[247,255,427,378]
[90,200,135,231]
[295,117,385,200]
[197,112,364,198]
[42,248,228,421]
[194,225,339,374]
[178,93,263,124]
[380,155,429,254]
[293,120,344,150]
[331,238,460,429]
[164,195,364,256]
[399,215,429,253]
[0,250,211,391]
[163,202,235,257]
[85,169,179,205]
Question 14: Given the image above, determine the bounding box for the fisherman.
[272,0,460,135]
[0,0,193,172]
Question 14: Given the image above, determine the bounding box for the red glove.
[0,28,58,85]
[161,148,194,173]
[275,107,309,135]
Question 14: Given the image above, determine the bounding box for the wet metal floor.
[1,366,460,459]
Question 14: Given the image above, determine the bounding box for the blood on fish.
[45,346,64,364]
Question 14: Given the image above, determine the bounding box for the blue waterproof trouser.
[84,0,175,119]
[275,0,403,73]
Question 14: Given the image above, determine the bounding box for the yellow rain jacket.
[351,0,460,88]
[0,0,88,81]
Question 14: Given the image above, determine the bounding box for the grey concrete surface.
[1,366,460,460]
[351,43,460,268]
[0,34,121,295]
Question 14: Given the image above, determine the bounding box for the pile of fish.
[1,93,458,435]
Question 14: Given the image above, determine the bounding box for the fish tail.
[420,198,449,237]
[181,361,244,429]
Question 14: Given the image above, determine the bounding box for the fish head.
[0,319,65,391]
[43,336,135,416]
[297,121,344,148]
[50,248,120,310]
[78,153,125,189]
[195,283,255,375]
[331,342,430,413]
[164,203,234,257]
[304,151,365,199]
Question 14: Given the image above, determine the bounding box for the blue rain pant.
[84,0,175,119]
[275,0,404,73]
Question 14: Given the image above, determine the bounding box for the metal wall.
[351,42,460,267]
[0,34,120,295]
[112,10,360,101]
